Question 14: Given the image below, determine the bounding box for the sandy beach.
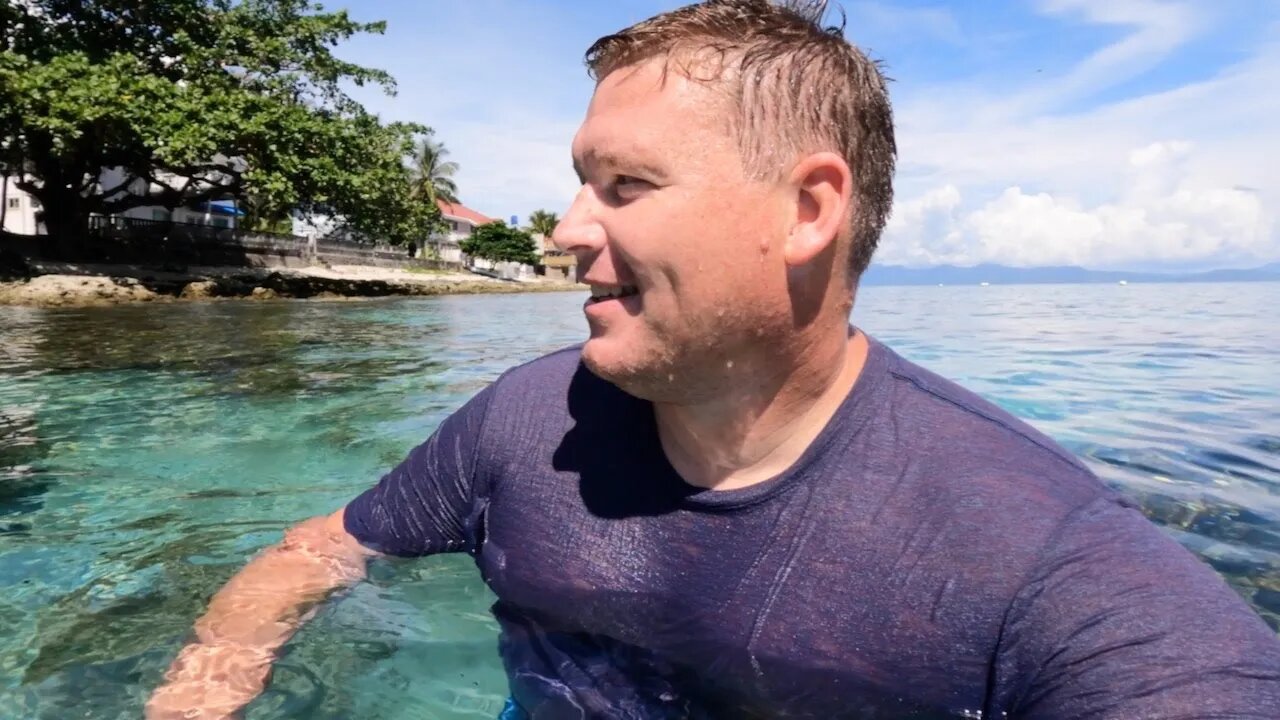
[0,261,582,308]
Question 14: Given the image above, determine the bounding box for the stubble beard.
[584,309,788,405]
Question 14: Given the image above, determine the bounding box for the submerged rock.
[1254,587,1280,615]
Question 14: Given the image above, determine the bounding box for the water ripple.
[1,282,1277,717]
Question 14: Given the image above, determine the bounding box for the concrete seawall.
[0,227,581,307]
[1,225,462,274]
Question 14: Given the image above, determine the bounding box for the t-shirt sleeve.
[343,384,496,557]
[996,496,1280,719]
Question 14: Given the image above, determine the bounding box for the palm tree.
[528,209,559,241]
[411,127,460,206]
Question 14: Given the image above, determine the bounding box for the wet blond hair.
[586,0,896,278]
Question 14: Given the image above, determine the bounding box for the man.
[148,1,1280,718]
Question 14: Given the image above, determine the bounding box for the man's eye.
[611,175,649,197]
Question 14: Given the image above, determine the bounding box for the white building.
[98,167,240,229]
[432,199,493,263]
[534,232,576,281]
[290,200,491,258]
[116,199,240,229]
[2,169,240,235]
[2,177,43,235]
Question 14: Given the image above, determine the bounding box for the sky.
[335,0,1279,271]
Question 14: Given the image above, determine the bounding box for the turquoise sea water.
[1,282,1278,719]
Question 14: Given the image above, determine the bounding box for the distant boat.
[979,282,990,287]
[1118,280,1128,285]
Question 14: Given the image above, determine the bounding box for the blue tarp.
[195,200,245,217]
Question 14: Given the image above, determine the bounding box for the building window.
[210,217,230,229]
[152,209,171,222]
[6,198,18,209]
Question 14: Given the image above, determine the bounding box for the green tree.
[527,209,559,240]
[459,222,539,266]
[0,0,438,245]
[410,127,460,206]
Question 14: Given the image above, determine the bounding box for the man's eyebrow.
[573,149,667,183]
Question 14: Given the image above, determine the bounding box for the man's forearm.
[147,510,375,719]
[194,512,368,647]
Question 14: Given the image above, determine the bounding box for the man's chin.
[580,339,629,383]
[582,340,649,391]
[581,340,688,402]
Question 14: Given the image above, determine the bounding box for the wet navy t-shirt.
[345,336,1280,719]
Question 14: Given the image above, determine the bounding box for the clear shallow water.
[1,282,1277,719]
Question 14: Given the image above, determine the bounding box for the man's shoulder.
[836,341,1134,594]
[881,344,1088,471]
[864,339,1106,510]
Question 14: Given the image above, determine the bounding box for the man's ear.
[784,151,852,267]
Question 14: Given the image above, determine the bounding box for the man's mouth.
[587,285,639,304]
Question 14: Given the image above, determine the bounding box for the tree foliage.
[459,222,539,266]
[0,0,439,244]
[410,127,459,206]
[527,209,559,240]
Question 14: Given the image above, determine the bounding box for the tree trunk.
[0,174,8,232]
[36,185,92,260]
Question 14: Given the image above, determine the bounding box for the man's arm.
[995,497,1280,719]
[147,382,498,718]
[145,508,378,720]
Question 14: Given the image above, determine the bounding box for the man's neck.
[653,328,869,491]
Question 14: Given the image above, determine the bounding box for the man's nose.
[552,186,607,256]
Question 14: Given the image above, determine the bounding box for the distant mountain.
[860,262,1280,286]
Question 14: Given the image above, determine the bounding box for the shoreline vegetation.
[0,262,583,308]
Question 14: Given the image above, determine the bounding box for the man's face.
[554,59,793,401]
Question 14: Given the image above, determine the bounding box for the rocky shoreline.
[0,262,581,308]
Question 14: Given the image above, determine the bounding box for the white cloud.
[1018,0,1201,115]
[882,184,966,266]
[881,11,1280,269]
[879,140,1274,269]
[1128,139,1191,169]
